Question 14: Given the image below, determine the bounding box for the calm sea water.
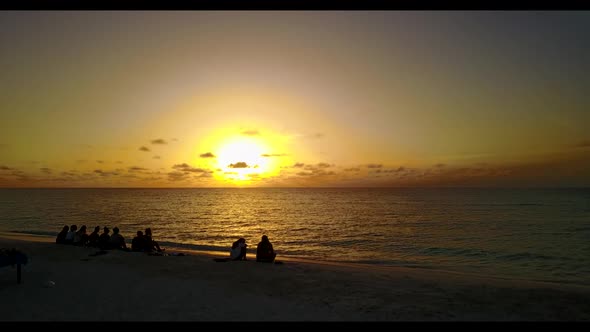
[0,188,589,285]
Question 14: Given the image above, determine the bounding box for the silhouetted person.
[87,226,100,247]
[56,225,69,244]
[64,225,77,244]
[145,228,163,252]
[256,235,276,263]
[132,231,147,252]
[98,227,111,250]
[230,238,247,261]
[110,227,127,250]
[73,225,89,246]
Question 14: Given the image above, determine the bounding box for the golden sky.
[1,11,589,187]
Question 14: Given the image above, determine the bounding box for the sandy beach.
[1,232,589,321]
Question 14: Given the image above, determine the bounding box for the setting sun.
[216,137,268,181]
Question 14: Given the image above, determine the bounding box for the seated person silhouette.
[132,230,147,252]
[56,225,69,244]
[256,235,277,263]
[87,226,101,247]
[144,228,163,252]
[110,227,128,250]
[98,227,111,250]
[230,238,247,261]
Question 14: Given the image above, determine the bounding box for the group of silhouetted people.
[56,224,163,253]
[229,235,277,263]
[56,224,277,262]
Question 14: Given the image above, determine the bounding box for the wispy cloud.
[139,146,150,152]
[573,140,590,148]
[200,152,216,158]
[292,162,305,168]
[0,165,13,171]
[153,156,161,159]
[151,138,167,145]
[228,162,249,168]
[128,166,148,172]
[172,163,207,173]
[261,153,287,157]
[61,171,77,177]
[241,129,260,136]
[343,167,360,172]
[40,167,52,174]
[93,169,119,177]
[366,164,383,169]
[168,171,189,181]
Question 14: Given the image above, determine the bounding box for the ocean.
[1,188,588,285]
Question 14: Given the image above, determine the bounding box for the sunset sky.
[1,11,589,187]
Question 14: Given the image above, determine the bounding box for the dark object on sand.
[89,250,108,257]
[0,248,29,284]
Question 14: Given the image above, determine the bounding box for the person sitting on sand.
[98,227,111,250]
[256,235,277,263]
[64,224,77,244]
[110,227,127,250]
[87,226,100,247]
[56,225,69,244]
[144,228,163,252]
[230,238,247,261]
[73,225,89,246]
[132,231,147,252]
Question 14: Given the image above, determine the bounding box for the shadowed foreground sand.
[1,233,589,321]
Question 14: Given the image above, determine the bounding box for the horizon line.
[0,186,588,190]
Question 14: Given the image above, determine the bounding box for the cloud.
[153,156,161,159]
[435,163,446,168]
[196,172,213,178]
[61,171,77,177]
[573,140,590,148]
[171,138,179,142]
[93,169,119,177]
[296,171,313,177]
[0,165,13,171]
[228,162,249,168]
[241,129,260,136]
[172,163,207,173]
[366,164,383,169]
[292,163,305,168]
[40,167,52,174]
[200,152,216,158]
[303,163,333,171]
[167,171,189,181]
[139,146,150,152]
[307,133,326,139]
[344,167,360,172]
[128,166,148,172]
[151,139,167,145]
[96,160,104,164]
[261,153,287,157]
